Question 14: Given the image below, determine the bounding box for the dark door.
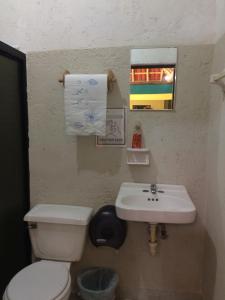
[0,42,30,296]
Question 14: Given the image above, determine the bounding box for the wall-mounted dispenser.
[89,205,127,249]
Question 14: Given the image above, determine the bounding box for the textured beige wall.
[27,45,213,299]
[203,33,225,300]
[0,0,215,52]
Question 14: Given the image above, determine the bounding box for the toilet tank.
[24,204,93,262]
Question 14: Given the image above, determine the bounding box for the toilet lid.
[6,261,70,300]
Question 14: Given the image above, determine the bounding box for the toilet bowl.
[3,204,93,300]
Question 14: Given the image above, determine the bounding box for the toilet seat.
[4,260,71,300]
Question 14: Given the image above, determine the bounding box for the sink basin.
[115,183,196,224]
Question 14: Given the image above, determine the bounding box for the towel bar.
[210,68,225,94]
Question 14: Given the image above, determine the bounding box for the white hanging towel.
[64,74,107,135]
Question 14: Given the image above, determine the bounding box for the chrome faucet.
[151,184,157,194]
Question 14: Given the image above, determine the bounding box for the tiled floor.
[70,289,203,300]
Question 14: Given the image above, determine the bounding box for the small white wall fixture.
[210,68,225,95]
[126,148,150,165]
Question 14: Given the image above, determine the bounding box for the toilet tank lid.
[24,204,93,225]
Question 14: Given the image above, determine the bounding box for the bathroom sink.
[115,183,196,224]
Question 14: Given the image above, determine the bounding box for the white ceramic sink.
[115,182,196,224]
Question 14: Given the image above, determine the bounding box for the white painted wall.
[203,32,225,300]
[216,0,225,40]
[27,45,212,299]
[0,0,215,52]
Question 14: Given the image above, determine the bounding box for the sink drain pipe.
[148,223,168,255]
[148,223,158,256]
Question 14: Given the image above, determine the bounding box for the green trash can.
[77,268,119,300]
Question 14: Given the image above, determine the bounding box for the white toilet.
[3,204,93,300]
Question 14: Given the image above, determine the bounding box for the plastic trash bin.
[77,267,119,300]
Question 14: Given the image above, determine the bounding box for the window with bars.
[130,67,175,84]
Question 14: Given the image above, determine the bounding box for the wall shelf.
[127,148,149,165]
